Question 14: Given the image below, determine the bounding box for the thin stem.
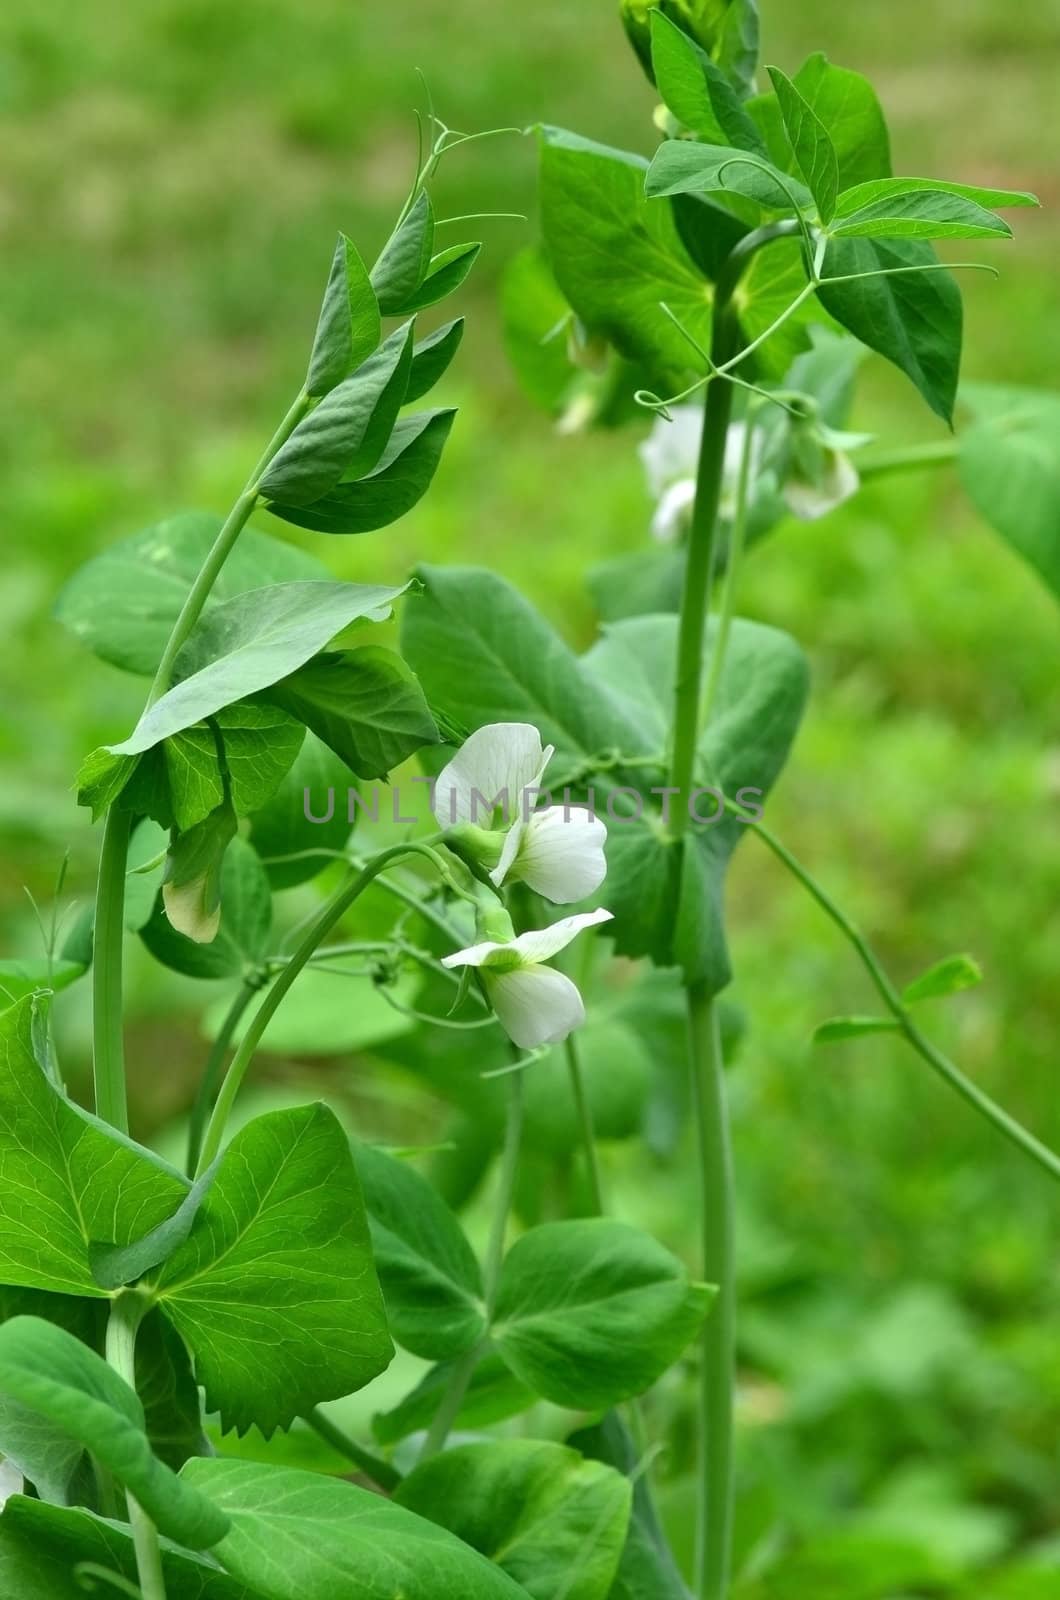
[105,1295,166,1600]
[687,986,734,1600]
[194,844,449,1176]
[93,807,134,1132]
[857,440,959,480]
[306,1407,402,1492]
[700,408,756,733]
[565,1036,604,1213]
[733,803,1060,1183]
[419,1070,524,1461]
[185,974,264,1177]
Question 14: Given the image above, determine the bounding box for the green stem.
[185,973,264,1177]
[687,985,734,1600]
[90,389,311,1132]
[564,1036,604,1213]
[306,1407,402,1492]
[700,406,757,735]
[734,803,1060,1183]
[105,1294,166,1600]
[419,1070,524,1461]
[194,844,447,1176]
[92,807,134,1132]
[857,440,959,481]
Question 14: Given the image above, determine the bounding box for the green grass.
[1,0,1058,1583]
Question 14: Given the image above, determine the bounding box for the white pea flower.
[433,722,607,905]
[782,424,869,522]
[442,908,613,1050]
[639,408,763,542]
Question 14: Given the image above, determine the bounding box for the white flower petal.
[488,742,557,888]
[507,907,613,966]
[782,451,860,522]
[440,938,511,970]
[432,723,544,828]
[506,806,608,903]
[650,478,696,543]
[487,965,586,1050]
[639,405,703,495]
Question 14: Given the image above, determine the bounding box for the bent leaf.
[273,646,438,780]
[370,191,435,316]
[767,63,839,222]
[406,317,465,403]
[813,1016,901,1044]
[306,233,381,399]
[902,953,983,1006]
[645,138,813,213]
[153,1104,392,1435]
[832,190,1015,241]
[110,580,405,755]
[400,242,481,315]
[651,11,765,153]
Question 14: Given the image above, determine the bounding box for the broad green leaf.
[789,54,891,188]
[372,1349,534,1446]
[0,1496,252,1600]
[0,1317,227,1549]
[901,953,982,1005]
[90,1167,218,1292]
[651,11,764,152]
[352,1142,485,1361]
[407,317,465,403]
[306,232,381,399]
[181,1458,531,1599]
[244,731,355,889]
[141,834,271,980]
[163,725,225,831]
[501,248,580,411]
[397,1440,632,1600]
[834,176,1038,220]
[0,998,187,1296]
[570,1412,691,1600]
[202,968,415,1057]
[266,410,456,536]
[958,383,1060,600]
[817,238,962,424]
[136,1311,208,1472]
[153,1104,392,1435]
[111,580,405,755]
[215,701,306,816]
[644,139,813,213]
[582,613,808,987]
[400,242,481,315]
[493,1219,714,1409]
[272,646,438,780]
[767,64,839,222]
[539,127,713,384]
[261,322,415,505]
[370,191,435,315]
[55,513,329,677]
[832,190,1016,242]
[670,191,750,283]
[736,235,817,379]
[589,546,687,623]
[813,1015,901,1045]
[0,957,86,1005]
[124,817,169,932]
[76,745,140,821]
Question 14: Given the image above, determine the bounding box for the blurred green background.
[1,0,1058,1589]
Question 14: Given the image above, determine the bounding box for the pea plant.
[1,4,1058,1599]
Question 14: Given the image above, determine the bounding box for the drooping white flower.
[433,722,607,905]
[640,409,763,542]
[782,447,861,521]
[442,908,613,1050]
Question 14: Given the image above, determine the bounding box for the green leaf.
[271,645,438,780]
[813,1015,902,1045]
[352,1142,485,1361]
[901,953,982,1005]
[266,409,456,535]
[0,998,187,1296]
[55,513,329,677]
[76,745,140,821]
[622,0,759,97]
[406,317,465,403]
[832,190,1017,241]
[124,817,169,932]
[401,242,482,315]
[142,833,271,980]
[110,580,405,755]
[0,1316,227,1548]
[153,1104,392,1435]
[651,11,764,152]
[261,322,415,505]
[766,64,839,222]
[834,175,1038,220]
[493,1219,714,1409]
[306,232,381,399]
[396,1440,632,1600]
[163,724,225,831]
[669,191,750,283]
[0,1496,252,1599]
[215,701,306,816]
[539,127,713,384]
[136,1311,208,1472]
[645,138,812,215]
[817,238,962,424]
[789,54,892,188]
[570,1412,691,1600]
[958,383,1060,600]
[180,1458,531,1599]
[372,1348,535,1446]
[244,731,355,890]
[161,797,239,946]
[0,957,86,1006]
[370,191,435,315]
[736,235,816,379]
